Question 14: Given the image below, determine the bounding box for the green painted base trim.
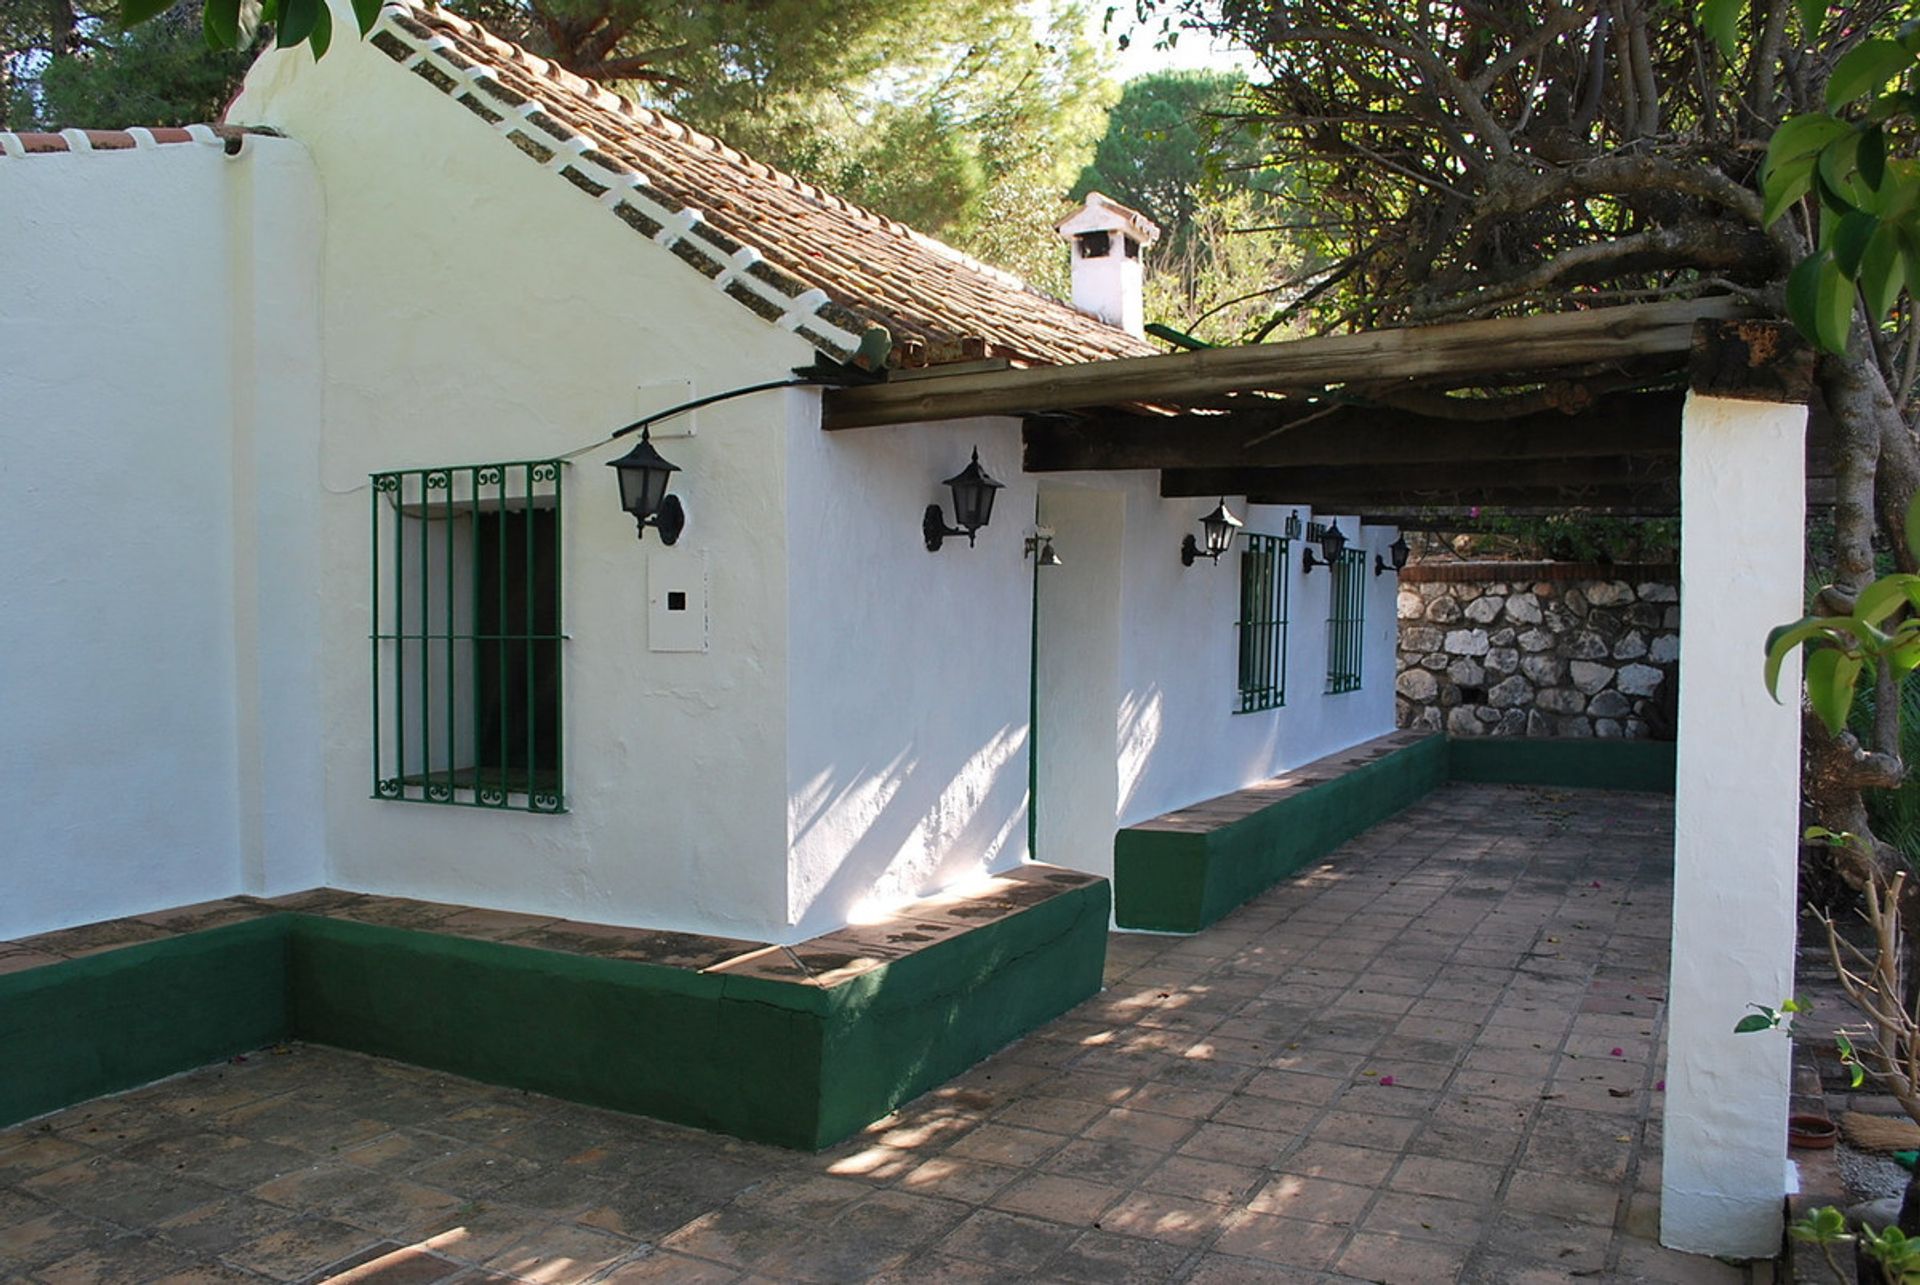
[0,917,290,1128]
[814,877,1109,1147]
[1114,736,1448,933]
[1447,737,1676,793]
[0,884,1110,1151]
[1114,733,1674,934]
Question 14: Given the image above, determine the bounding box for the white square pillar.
[1661,391,1806,1256]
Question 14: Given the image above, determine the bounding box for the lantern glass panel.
[943,449,1004,535]
[1389,535,1410,569]
[1200,500,1243,557]
[608,432,680,520]
[1319,521,1347,562]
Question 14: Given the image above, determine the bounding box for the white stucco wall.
[0,134,325,937]
[1031,473,1399,880]
[783,409,1037,937]
[233,28,811,940]
[1661,393,1806,1257]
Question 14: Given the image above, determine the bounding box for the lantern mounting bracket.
[643,495,686,545]
[924,506,973,552]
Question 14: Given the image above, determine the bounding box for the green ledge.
[1447,736,1677,794]
[0,879,1109,1151]
[1114,733,1673,934]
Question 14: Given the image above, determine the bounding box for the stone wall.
[1394,562,1680,739]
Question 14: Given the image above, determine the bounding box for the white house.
[0,1,1815,1244]
[0,0,1401,950]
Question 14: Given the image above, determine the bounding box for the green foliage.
[1732,997,1806,1034]
[1071,70,1257,251]
[28,2,257,130]
[1757,21,1920,353]
[1790,1205,1852,1247]
[1767,493,1920,735]
[1448,513,1679,565]
[1864,1223,1920,1281]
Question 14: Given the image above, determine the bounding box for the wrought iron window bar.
[1326,547,1367,694]
[1236,533,1290,713]
[370,460,566,813]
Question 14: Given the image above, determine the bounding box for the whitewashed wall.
[234,29,809,941]
[1034,475,1400,880]
[783,409,1037,937]
[0,135,326,937]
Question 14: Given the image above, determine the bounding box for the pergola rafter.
[822,300,1826,517]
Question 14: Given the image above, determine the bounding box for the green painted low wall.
[814,878,1109,1147]
[0,917,290,1128]
[1114,736,1450,933]
[1113,734,1673,933]
[0,883,1110,1150]
[1447,736,1676,793]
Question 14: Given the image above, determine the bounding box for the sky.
[1108,14,1258,81]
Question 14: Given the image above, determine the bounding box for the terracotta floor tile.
[1139,1153,1262,1206]
[1208,1209,1347,1270]
[1079,1107,1199,1151]
[988,1172,1124,1225]
[1246,1173,1372,1224]
[1336,1229,1473,1284]
[936,1207,1078,1269]
[486,1220,637,1282]
[223,1216,385,1281]
[1093,1188,1224,1245]
[1046,1228,1190,1284]
[0,787,1765,1283]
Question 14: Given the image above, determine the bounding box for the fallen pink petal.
[1611,1047,1623,1057]
[1378,1075,1395,1086]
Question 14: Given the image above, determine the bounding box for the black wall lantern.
[924,447,1004,551]
[1301,518,1349,574]
[607,427,686,544]
[1181,499,1243,566]
[1374,534,1410,577]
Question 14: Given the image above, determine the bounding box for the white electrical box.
[648,548,708,653]
[636,378,696,438]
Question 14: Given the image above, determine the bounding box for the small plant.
[1793,1206,1856,1282]
[1863,1224,1920,1283]
[1790,1205,1920,1282]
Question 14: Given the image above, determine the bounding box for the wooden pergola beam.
[821,298,1743,430]
[1246,483,1682,511]
[1023,390,1683,473]
[1160,455,1676,500]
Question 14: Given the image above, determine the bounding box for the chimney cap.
[1057,191,1161,248]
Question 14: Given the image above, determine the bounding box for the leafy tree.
[1072,69,1257,256]
[1125,0,1920,883]
[39,3,257,127]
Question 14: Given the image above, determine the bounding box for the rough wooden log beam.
[1024,391,1683,472]
[820,299,1743,430]
[1161,455,1676,499]
[1248,483,1683,511]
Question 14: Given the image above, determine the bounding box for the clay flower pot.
[1788,1114,1838,1150]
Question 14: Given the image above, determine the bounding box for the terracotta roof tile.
[0,124,275,158]
[363,1,1153,369]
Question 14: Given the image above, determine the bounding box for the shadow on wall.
[789,723,1029,936]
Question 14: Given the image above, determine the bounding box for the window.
[1236,533,1290,712]
[370,461,564,812]
[1326,547,1366,694]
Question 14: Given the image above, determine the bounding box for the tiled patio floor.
[0,783,1762,1283]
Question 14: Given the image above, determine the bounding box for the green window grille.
[1326,547,1367,694]
[1236,533,1290,713]
[371,460,565,813]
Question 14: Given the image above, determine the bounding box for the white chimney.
[1056,192,1161,337]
